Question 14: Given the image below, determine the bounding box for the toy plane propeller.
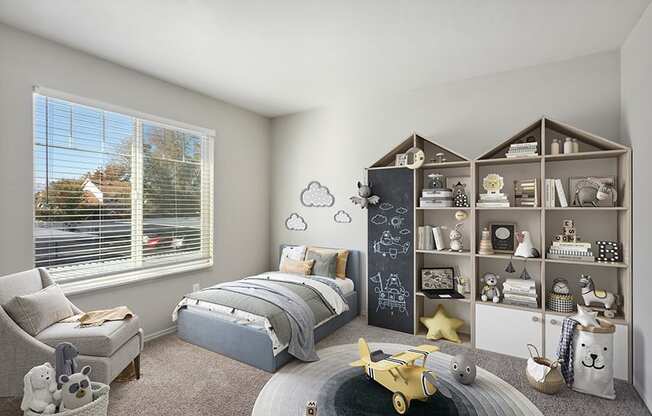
[350,338,451,414]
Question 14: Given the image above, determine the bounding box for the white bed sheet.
[333,277,355,296]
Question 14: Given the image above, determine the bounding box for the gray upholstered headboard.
[279,244,361,300]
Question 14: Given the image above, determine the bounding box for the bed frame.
[176,245,361,372]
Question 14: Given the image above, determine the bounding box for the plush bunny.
[21,362,58,415]
[55,342,79,389]
[59,365,93,411]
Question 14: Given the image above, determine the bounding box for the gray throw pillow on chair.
[305,250,338,278]
[4,284,73,336]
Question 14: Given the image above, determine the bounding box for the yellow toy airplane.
[350,338,452,414]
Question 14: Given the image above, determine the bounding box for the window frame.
[32,86,215,295]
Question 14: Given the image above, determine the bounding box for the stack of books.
[417,226,435,250]
[502,279,538,308]
[547,241,594,262]
[477,192,510,208]
[505,142,538,158]
[514,179,538,207]
[544,178,568,207]
[420,188,453,207]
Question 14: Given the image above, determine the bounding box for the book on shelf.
[476,202,510,208]
[551,241,592,251]
[503,286,537,296]
[547,252,595,262]
[545,179,556,207]
[503,298,539,308]
[504,293,539,302]
[554,179,568,207]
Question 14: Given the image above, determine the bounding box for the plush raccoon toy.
[59,365,93,411]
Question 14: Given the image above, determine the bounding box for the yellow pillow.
[307,247,349,279]
[280,257,315,275]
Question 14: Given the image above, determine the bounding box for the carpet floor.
[1,317,649,416]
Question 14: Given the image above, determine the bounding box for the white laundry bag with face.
[572,324,615,400]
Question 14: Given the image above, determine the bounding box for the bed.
[175,245,360,372]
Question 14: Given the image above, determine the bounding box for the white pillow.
[279,245,307,269]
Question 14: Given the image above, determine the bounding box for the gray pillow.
[305,250,338,278]
[4,284,73,336]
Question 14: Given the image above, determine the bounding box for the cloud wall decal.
[334,210,352,223]
[285,213,308,231]
[300,181,335,207]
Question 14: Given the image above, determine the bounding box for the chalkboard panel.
[367,168,414,334]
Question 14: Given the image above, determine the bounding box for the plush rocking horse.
[578,274,616,310]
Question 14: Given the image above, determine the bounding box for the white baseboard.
[144,325,177,343]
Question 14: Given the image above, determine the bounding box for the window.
[33,89,213,286]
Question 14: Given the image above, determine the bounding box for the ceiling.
[0,1,649,117]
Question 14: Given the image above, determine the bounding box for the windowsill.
[60,259,213,296]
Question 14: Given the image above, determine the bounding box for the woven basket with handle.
[525,344,564,395]
[25,383,109,416]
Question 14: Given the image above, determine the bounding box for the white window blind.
[33,92,213,283]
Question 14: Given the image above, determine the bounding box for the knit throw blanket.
[557,317,579,385]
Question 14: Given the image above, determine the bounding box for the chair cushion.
[4,284,73,336]
[36,316,141,357]
[0,268,47,306]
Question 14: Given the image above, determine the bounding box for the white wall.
[621,3,652,410]
[0,23,271,337]
[271,51,622,313]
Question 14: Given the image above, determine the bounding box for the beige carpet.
[1,317,650,416]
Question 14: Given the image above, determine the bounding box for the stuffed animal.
[449,223,464,252]
[449,354,476,385]
[481,273,501,303]
[350,181,380,209]
[59,366,93,411]
[55,342,79,389]
[21,362,59,415]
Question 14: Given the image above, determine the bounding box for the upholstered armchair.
[0,268,143,397]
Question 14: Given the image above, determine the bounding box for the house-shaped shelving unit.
[365,120,633,382]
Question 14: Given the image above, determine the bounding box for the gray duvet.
[184,277,335,361]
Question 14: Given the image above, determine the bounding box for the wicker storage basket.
[546,292,575,313]
[26,383,109,416]
[525,345,564,395]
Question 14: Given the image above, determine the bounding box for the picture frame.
[395,153,408,166]
[421,267,455,291]
[489,223,516,253]
[569,176,617,207]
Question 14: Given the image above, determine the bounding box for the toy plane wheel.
[392,392,408,415]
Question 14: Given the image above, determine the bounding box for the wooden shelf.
[545,258,628,268]
[421,160,470,169]
[545,206,628,211]
[415,327,472,347]
[475,156,542,166]
[416,249,471,256]
[416,292,471,303]
[417,206,470,211]
[476,300,541,313]
[544,149,627,162]
[476,253,542,261]
[545,309,627,325]
[475,206,541,211]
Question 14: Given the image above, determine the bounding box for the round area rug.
[252,343,543,416]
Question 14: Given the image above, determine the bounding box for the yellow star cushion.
[419,304,464,343]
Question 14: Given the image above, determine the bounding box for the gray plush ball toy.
[449,354,477,385]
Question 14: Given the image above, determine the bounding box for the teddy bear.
[20,362,59,415]
[59,365,94,411]
[481,272,501,303]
